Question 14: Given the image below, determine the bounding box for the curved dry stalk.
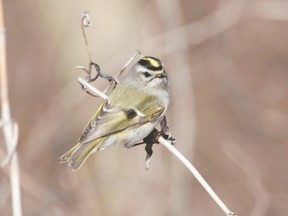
[0,1,22,216]
[77,77,237,216]
[81,11,93,64]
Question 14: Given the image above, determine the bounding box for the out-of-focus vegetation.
[1,0,288,215]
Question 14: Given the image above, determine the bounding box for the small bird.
[58,56,170,170]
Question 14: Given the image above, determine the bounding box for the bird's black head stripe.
[139,56,163,71]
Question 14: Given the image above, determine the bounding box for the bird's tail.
[58,138,104,170]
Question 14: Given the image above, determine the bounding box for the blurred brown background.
[1,0,288,215]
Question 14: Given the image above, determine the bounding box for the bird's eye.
[143,72,151,78]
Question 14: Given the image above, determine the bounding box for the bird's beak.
[155,72,167,79]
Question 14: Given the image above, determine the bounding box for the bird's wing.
[78,97,164,144]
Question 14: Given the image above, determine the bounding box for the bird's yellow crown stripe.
[143,57,160,68]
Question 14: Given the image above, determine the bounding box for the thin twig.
[78,77,108,100]
[160,136,236,216]
[1,121,19,166]
[117,49,142,77]
[0,1,22,216]
[77,77,237,216]
[81,11,93,63]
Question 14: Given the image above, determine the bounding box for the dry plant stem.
[81,11,93,63]
[117,49,141,77]
[159,136,236,216]
[78,77,108,100]
[77,77,237,216]
[0,1,22,216]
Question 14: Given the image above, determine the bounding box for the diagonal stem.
[77,77,237,216]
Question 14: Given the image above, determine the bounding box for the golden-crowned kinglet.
[58,56,169,170]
